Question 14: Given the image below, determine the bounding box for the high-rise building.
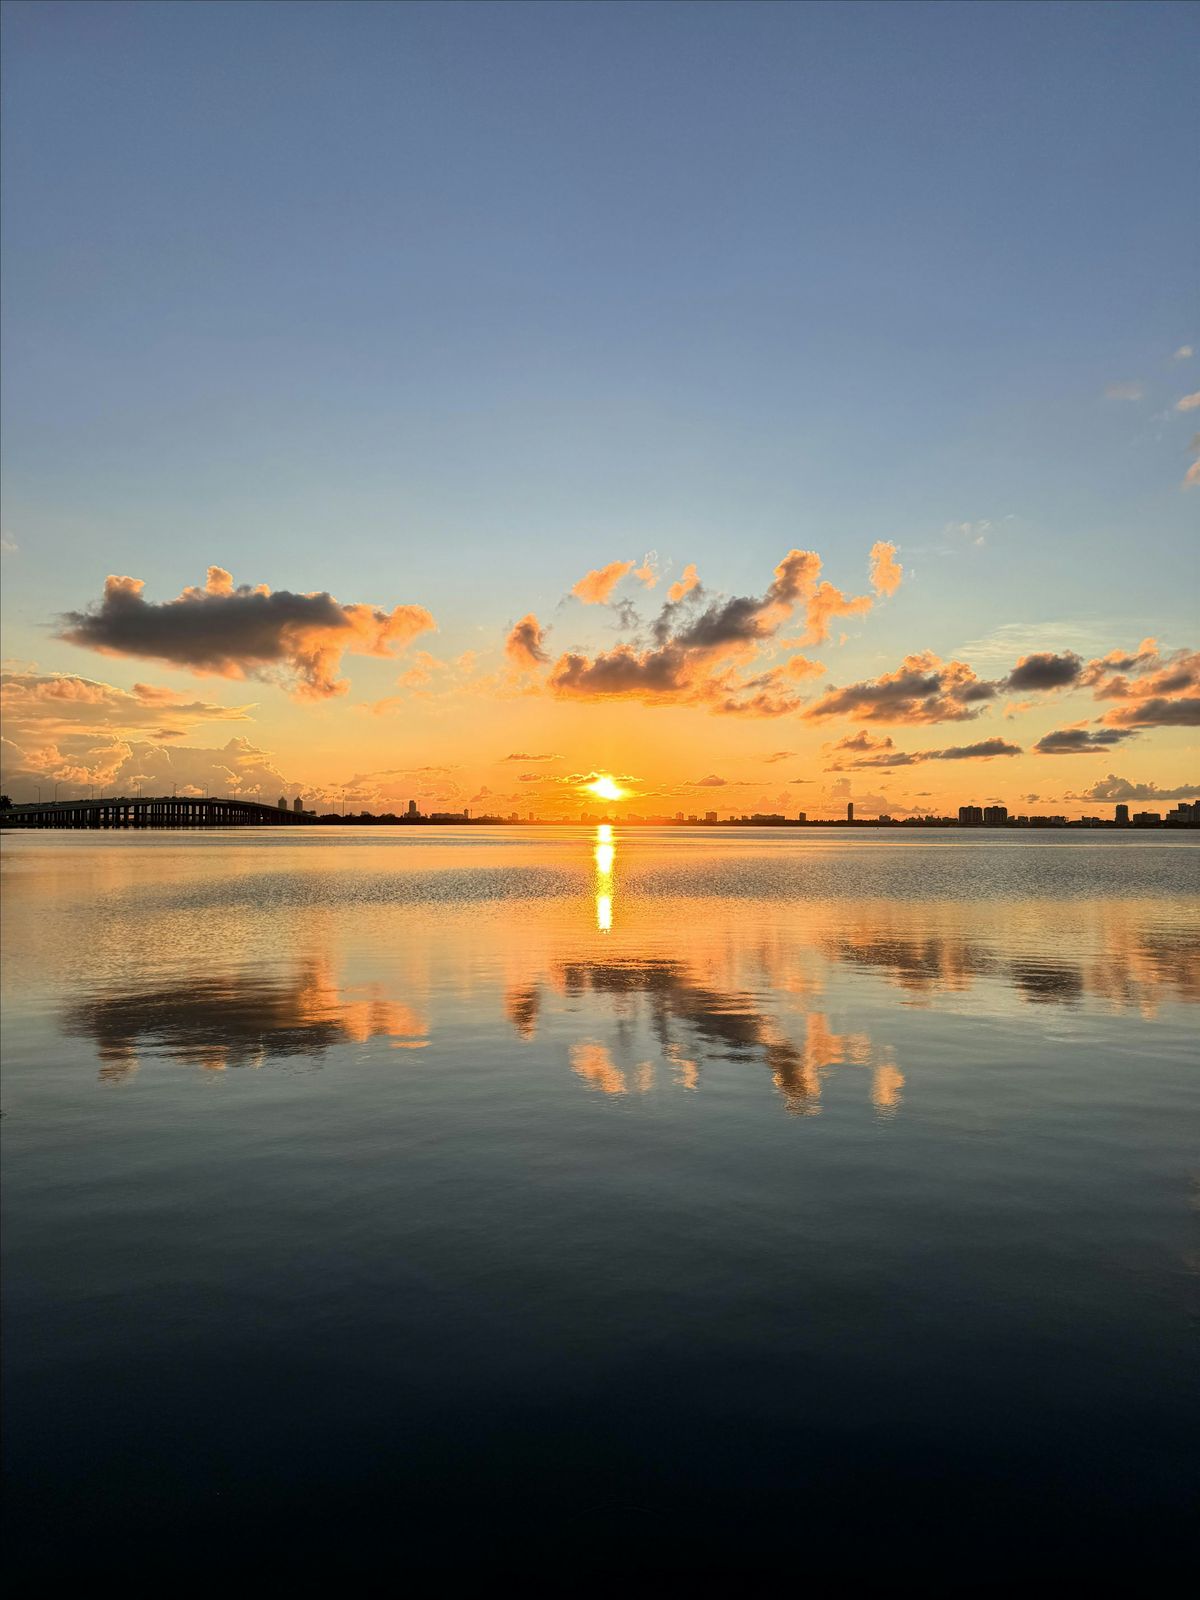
[958,805,983,825]
[796,812,807,824]
[278,795,288,810]
[705,811,717,823]
[407,799,417,817]
[983,805,1008,826]
[1114,803,1129,825]
[846,802,854,822]
[293,796,303,813]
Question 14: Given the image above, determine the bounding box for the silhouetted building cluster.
[283,793,1200,830]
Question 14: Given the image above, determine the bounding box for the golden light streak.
[593,823,615,931]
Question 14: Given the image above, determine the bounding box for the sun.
[584,775,626,803]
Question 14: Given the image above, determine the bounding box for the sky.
[1,0,1197,817]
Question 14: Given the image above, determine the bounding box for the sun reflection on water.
[594,823,615,931]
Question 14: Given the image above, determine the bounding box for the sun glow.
[585,775,626,802]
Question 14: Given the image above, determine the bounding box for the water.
[2,826,1197,1579]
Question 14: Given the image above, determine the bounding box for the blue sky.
[1,2,1196,811]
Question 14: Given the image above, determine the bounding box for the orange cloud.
[827,735,1021,769]
[1081,640,1199,726]
[505,613,550,670]
[1,669,255,738]
[58,568,435,700]
[869,540,903,598]
[804,650,998,724]
[796,581,873,646]
[667,563,699,604]
[0,730,293,800]
[571,560,635,604]
[545,548,884,714]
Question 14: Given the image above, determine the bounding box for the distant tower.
[407,799,417,817]
[293,796,303,813]
[1115,803,1129,825]
[278,795,288,810]
[847,801,854,823]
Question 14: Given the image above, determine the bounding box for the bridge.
[2,797,319,829]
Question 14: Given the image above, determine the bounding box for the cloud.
[549,642,694,701]
[1101,696,1200,728]
[0,532,17,554]
[505,613,550,670]
[943,519,994,547]
[1176,392,1200,412]
[794,581,872,646]
[1069,774,1200,803]
[827,735,1021,770]
[1081,640,1199,725]
[57,568,435,700]
[0,732,294,803]
[571,560,636,604]
[668,549,822,651]
[1080,638,1161,685]
[513,545,881,716]
[690,774,727,787]
[1002,651,1082,693]
[667,563,699,604]
[1185,457,1200,490]
[955,620,1115,668]
[502,752,559,762]
[826,729,895,756]
[1,670,255,742]
[1175,346,1194,360]
[1104,382,1144,401]
[395,649,446,689]
[804,651,997,725]
[546,548,862,714]
[761,750,796,764]
[869,540,903,598]
[633,555,659,589]
[1033,727,1139,754]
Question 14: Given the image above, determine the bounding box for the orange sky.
[2,543,1196,818]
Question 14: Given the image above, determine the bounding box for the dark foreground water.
[2,827,1197,1580]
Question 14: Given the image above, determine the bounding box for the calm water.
[2,827,1197,1579]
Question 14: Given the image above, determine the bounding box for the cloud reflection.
[544,954,902,1116]
[66,958,427,1081]
[822,913,1200,1017]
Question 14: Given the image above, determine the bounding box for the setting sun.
[584,775,626,803]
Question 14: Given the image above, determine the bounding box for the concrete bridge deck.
[2,797,318,829]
